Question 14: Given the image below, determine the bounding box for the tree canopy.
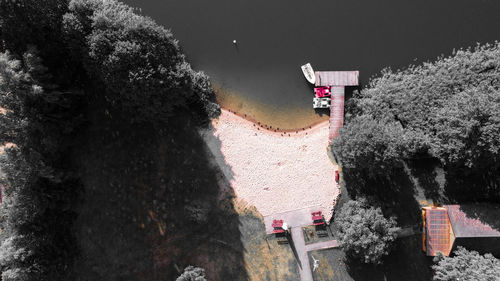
[432,247,500,281]
[0,0,221,279]
[336,198,400,264]
[62,0,219,123]
[333,43,500,199]
[0,48,81,281]
[0,0,69,70]
[176,266,207,281]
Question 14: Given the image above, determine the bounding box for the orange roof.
[424,207,454,256]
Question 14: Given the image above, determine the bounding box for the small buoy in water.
[233,40,237,44]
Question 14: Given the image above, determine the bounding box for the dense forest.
[333,43,500,201]
[0,0,233,280]
[332,43,500,277]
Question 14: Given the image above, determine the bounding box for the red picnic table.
[311,211,325,226]
[272,219,285,233]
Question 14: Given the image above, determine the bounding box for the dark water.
[122,0,500,128]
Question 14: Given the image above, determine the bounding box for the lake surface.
[122,0,500,129]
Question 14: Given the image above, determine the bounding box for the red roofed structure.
[422,207,455,256]
[422,205,500,256]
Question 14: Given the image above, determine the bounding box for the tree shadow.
[444,165,500,203]
[341,165,422,227]
[344,86,358,102]
[313,107,330,117]
[344,235,433,281]
[71,99,247,280]
[406,157,443,203]
[310,234,432,281]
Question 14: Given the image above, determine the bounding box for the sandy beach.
[201,109,339,222]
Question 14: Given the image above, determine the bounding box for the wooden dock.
[315,71,359,87]
[329,86,345,141]
[314,70,358,141]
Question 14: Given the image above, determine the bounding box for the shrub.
[432,247,500,281]
[176,266,207,281]
[336,198,400,264]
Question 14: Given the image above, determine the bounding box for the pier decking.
[329,86,345,141]
[315,71,359,87]
[315,71,358,141]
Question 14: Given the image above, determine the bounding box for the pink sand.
[201,109,339,221]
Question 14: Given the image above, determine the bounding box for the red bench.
[272,219,285,233]
[312,211,325,226]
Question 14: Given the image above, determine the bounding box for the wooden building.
[422,204,500,257]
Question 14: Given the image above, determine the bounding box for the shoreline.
[218,108,330,136]
[213,84,329,131]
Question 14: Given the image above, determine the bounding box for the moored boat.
[313,97,331,109]
[301,63,316,84]
[314,86,331,98]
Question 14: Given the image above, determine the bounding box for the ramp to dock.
[329,86,345,141]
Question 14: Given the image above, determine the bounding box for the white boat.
[301,63,316,84]
[313,97,331,109]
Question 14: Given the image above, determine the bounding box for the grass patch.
[237,201,300,281]
[308,234,432,281]
[303,225,335,245]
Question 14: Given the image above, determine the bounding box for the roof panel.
[425,208,453,256]
[446,205,500,238]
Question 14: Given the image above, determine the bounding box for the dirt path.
[291,227,314,281]
[305,240,339,252]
